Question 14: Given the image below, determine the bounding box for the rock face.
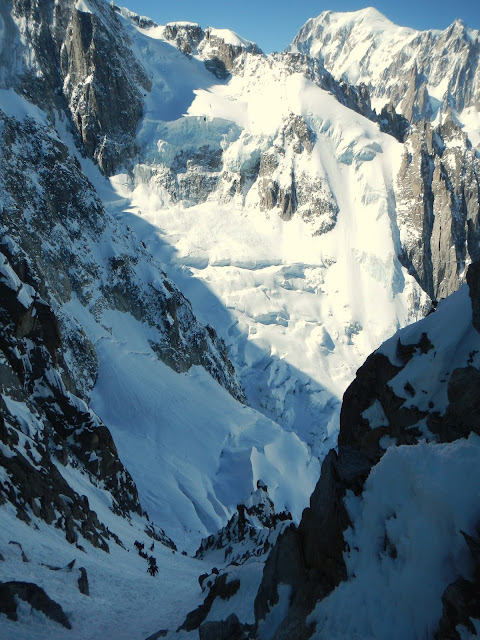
[173,483,293,639]
[256,114,339,233]
[199,613,249,640]
[253,262,480,638]
[163,22,205,55]
[397,117,480,300]
[0,234,174,549]
[9,0,151,175]
[0,581,71,628]
[467,261,480,331]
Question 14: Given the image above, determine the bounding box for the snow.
[310,435,480,639]
[0,88,49,125]
[207,27,254,49]
[106,13,428,468]
[460,106,480,150]
[0,251,22,290]
[0,493,206,640]
[89,309,319,550]
[362,399,389,429]
[380,284,477,414]
[75,0,92,14]
[1,396,43,439]
[205,561,265,625]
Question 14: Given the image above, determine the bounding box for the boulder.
[0,581,71,629]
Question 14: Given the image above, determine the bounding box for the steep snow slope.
[0,0,318,574]
[103,9,428,461]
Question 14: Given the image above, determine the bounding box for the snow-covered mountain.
[290,8,480,301]
[0,0,479,638]
[289,7,480,135]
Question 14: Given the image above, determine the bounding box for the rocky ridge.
[7,0,151,175]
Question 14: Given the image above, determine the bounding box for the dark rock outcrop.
[378,102,410,142]
[78,567,89,596]
[179,573,241,633]
[145,630,168,640]
[199,613,252,640]
[397,117,480,300]
[0,581,71,628]
[163,22,204,55]
[467,261,480,333]
[199,28,263,76]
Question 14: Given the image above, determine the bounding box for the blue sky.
[125,1,479,52]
